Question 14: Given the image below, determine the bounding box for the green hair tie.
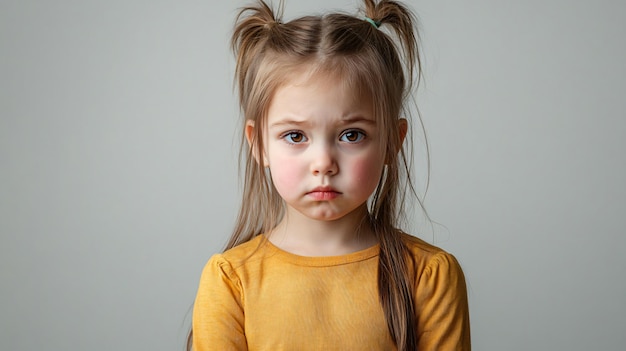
[364,16,381,29]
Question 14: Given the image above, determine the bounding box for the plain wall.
[1,0,625,350]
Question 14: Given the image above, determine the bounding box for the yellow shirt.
[192,233,470,350]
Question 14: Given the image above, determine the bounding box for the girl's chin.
[287,205,369,223]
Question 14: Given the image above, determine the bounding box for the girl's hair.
[188,0,423,350]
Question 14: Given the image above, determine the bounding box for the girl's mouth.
[307,186,341,200]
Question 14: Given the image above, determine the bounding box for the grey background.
[1,0,625,350]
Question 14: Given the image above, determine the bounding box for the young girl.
[190,0,470,350]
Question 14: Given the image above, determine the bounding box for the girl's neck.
[268,204,378,257]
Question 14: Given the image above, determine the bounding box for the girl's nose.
[310,145,338,176]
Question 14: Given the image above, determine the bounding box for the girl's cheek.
[269,155,303,194]
[350,156,384,188]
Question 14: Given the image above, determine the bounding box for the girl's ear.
[245,120,268,166]
[398,118,408,150]
[386,118,408,164]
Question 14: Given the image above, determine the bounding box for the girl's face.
[253,70,386,222]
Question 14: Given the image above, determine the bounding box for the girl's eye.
[283,132,307,144]
[340,130,365,143]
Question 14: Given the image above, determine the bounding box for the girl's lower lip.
[307,191,339,200]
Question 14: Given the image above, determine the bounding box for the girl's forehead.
[271,71,372,116]
[277,64,372,103]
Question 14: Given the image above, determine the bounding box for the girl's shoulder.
[399,232,465,279]
[210,234,267,267]
[400,232,444,255]
[222,234,266,256]
[199,235,268,284]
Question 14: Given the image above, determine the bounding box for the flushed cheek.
[347,156,384,193]
[269,155,305,197]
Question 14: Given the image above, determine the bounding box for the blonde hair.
[189,0,424,349]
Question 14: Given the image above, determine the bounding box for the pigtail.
[363,0,421,93]
[227,1,290,251]
[232,1,283,110]
[362,1,422,350]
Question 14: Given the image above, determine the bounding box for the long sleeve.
[415,252,471,350]
[192,254,247,351]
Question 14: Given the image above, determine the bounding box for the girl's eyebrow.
[340,116,377,125]
[269,119,311,128]
[269,116,376,128]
